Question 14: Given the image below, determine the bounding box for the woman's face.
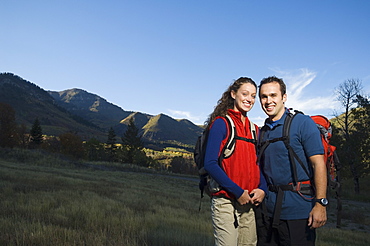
[231,82,256,114]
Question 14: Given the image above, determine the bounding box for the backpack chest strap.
[234,136,257,144]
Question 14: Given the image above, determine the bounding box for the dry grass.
[0,157,213,245]
[0,148,369,245]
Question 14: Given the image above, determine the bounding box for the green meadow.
[0,149,369,245]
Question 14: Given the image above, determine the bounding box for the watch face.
[321,198,328,206]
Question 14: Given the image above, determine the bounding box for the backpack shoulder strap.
[257,112,294,156]
[282,112,299,184]
[282,112,294,144]
[257,109,311,184]
[222,115,257,159]
[222,115,236,159]
[282,110,312,185]
[249,119,257,153]
[249,120,257,140]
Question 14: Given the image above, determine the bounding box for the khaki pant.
[211,196,257,246]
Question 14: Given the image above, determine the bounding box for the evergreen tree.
[30,118,43,147]
[107,127,117,144]
[121,118,143,164]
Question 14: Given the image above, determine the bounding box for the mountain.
[49,88,132,130]
[116,112,153,136]
[114,112,203,146]
[0,73,203,148]
[0,73,104,140]
[142,114,202,145]
[49,89,203,146]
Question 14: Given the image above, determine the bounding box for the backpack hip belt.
[269,180,313,229]
[268,180,313,196]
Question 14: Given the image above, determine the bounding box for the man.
[257,76,327,246]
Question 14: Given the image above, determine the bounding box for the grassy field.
[0,149,369,245]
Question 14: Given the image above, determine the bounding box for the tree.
[121,118,144,164]
[0,103,17,148]
[334,78,363,138]
[170,156,197,175]
[41,136,61,153]
[84,138,106,161]
[59,132,84,159]
[351,95,370,177]
[333,78,363,194]
[16,123,29,148]
[106,127,117,161]
[30,118,43,147]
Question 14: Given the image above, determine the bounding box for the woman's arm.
[204,118,244,198]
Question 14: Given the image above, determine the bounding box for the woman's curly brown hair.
[205,77,256,127]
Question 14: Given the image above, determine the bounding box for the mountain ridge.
[0,73,103,139]
[0,72,203,147]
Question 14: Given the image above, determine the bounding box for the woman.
[204,77,267,246]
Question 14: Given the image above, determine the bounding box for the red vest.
[213,109,260,199]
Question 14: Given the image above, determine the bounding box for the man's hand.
[308,204,327,228]
[250,188,265,205]
[308,154,327,229]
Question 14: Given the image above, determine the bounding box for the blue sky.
[1,0,369,126]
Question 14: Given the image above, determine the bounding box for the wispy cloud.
[167,109,205,125]
[271,68,340,117]
[170,68,345,126]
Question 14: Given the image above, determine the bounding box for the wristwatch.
[315,198,329,206]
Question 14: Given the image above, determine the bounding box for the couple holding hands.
[204,76,327,246]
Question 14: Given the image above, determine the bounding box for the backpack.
[258,109,342,227]
[194,115,257,200]
[310,115,341,189]
[311,115,342,228]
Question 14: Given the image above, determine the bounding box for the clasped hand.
[237,189,265,205]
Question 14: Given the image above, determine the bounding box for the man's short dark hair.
[259,76,286,96]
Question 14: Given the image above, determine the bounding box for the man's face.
[259,81,287,121]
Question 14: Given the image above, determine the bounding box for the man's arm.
[308,154,327,228]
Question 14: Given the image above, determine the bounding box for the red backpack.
[311,115,340,185]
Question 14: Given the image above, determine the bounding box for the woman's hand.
[237,190,253,205]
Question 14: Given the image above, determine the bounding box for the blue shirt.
[259,109,324,220]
